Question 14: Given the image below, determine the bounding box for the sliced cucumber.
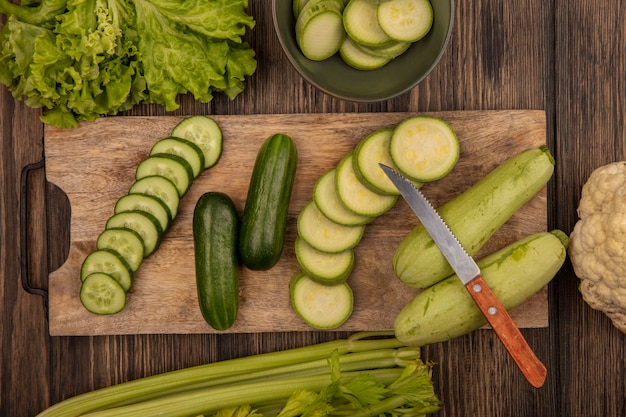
[135,153,194,197]
[343,0,392,46]
[150,137,205,179]
[297,200,365,253]
[313,168,373,226]
[389,115,459,182]
[296,1,346,61]
[295,237,354,285]
[80,249,133,292]
[377,0,434,43]
[80,272,127,315]
[96,228,145,273]
[171,116,223,169]
[106,211,163,257]
[339,36,390,70]
[290,270,353,329]
[128,175,180,219]
[114,193,171,234]
[336,152,398,217]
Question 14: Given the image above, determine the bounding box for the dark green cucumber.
[239,133,298,270]
[193,192,240,331]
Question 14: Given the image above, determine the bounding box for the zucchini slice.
[80,249,133,292]
[377,0,434,43]
[295,237,354,285]
[343,0,392,46]
[313,168,373,226]
[80,272,127,315]
[339,36,391,70]
[389,115,459,182]
[352,128,404,195]
[296,1,346,61]
[290,270,353,329]
[297,200,365,253]
[135,153,194,197]
[336,152,398,217]
[171,116,223,169]
[96,228,145,273]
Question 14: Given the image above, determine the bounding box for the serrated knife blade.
[380,163,547,388]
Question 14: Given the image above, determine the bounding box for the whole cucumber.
[394,230,569,346]
[240,133,298,270]
[394,146,555,288]
[193,192,239,330]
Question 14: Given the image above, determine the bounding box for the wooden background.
[1,1,625,416]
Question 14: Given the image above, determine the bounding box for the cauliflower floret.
[569,161,626,333]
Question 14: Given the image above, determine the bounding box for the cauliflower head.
[569,161,626,332]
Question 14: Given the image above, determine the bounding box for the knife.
[380,164,547,388]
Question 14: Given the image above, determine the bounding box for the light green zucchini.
[393,146,555,288]
[394,230,569,346]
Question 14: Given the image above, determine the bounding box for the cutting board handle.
[19,157,49,318]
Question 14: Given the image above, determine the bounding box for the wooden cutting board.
[46,110,549,336]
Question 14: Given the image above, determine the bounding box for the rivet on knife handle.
[466,275,547,388]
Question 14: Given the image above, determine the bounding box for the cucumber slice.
[80,249,133,292]
[114,193,171,233]
[135,153,194,197]
[296,3,345,61]
[389,116,459,182]
[80,272,127,315]
[377,0,434,43]
[313,168,373,226]
[339,36,390,70]
[336,152,398,217]
[295,237,354,285]
[106,211,163,257]
[150,137,205,179]
[171,116,223,169]
[297,200,365,253]
[128,176,180,219]
[290,270,353,329]
[343,0,392,46]
[96,228,145,273]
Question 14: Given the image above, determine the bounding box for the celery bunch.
[37,332,440,417]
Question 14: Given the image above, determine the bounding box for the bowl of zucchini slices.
[272,0,454,102]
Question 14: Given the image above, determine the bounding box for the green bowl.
[272,0,455,102]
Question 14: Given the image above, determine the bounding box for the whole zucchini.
[193,192,239,330]
[240,133,298,270]
[394,230,569,346]
[394,146,555,288]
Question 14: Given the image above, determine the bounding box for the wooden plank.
[45,110,549,335]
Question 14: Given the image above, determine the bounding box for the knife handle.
[465,275,547,388]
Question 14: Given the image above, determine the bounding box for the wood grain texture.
[45,110,548,335]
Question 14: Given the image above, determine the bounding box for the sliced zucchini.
[377,0,434,43]
[80,249,133,292]
[171,116,223,169]
[135,153,194,197]
[343,0,392,46]
[339,36,390,70]
[313,168,373,226]
[356,39,412,59]
[295,237,354,285]
[336,152,398,217]
[96,228,145,273]
[150,137,206,179]
[389,115,459,182]
[106,211,163,257]
[128,175,180,219]
[80,272,127,315]
[352,128,403,195]
[296,1,345,61]
[290,270,353,329]
[297,200,365,253]
[114,193,171,233]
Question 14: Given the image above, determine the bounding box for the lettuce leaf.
[0,0,256,128]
